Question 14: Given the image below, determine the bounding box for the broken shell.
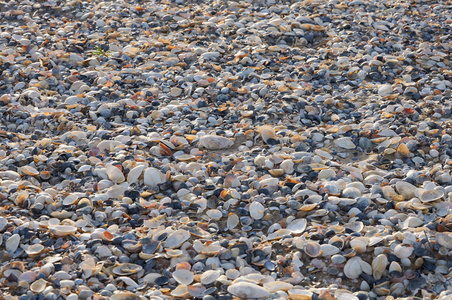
[349,237,368,254]
[165,229,190,249]
[288,289,313,300]
[25,244,45,257]
[417,188,444,202]
[48,225,77,237]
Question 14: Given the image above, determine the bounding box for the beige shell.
[372,254,388,280]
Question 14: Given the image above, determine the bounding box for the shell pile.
[1,0,452,299]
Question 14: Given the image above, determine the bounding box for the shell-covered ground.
[0,0,452,299]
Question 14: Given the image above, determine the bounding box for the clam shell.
[304,241,321,257]
[344,257,363,279]
[286,219,307,234]
[106,165,125,183]
[165,229,190,249]
[30,278,47,293]
[6,234,20,253]
[393,244,413,259]
[173,269,194,285]
[288,289,313,300]
[143,167,165,188]
[417,188,444,202]
[25,244,45,257]
[127,165,145,184]
[49,225,77,237]
[112,263,143,276]
[227,282,270,299]
[249,201,265,220]
[198,135,233,150]
[372,254,388,280]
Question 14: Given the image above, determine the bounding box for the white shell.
[106,165,125,183]
[249,201,265,220]
[49,225,77,237]
[173,269,194,285]
[344,257,363,279]
[417,188,444,202]
[198,135,233,150]
[393,244,413,259]
[200,270,220,285]
[286,219,307,234]
[143,167,165,187]
[165,229,190,249]
[127,165,145,184]
[6,234,20,253]
[227,282,270,299]
[226,214,239,230]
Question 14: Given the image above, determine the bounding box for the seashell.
[165,229,190,249]
[106,165,125,183]
[110,292,141,300]
[112,263,143,276]
[171,285,189,297]
[349,237,368,253]
[249,201,265,220]
[263,281,293,293]
[417,188,444,202]
[281,159,294,174]
[198,135,234,150]
[320,244,340,256]
[227,214,239,230]
[200,270,220,285]
[334,137,355,149]
[227,282,270,299]
[393,244,413,259]
[167,249,183,257]
[49,225,77,237]
[20,166,40,176]
[286,219,307,234]
[173,269,194,285]
[206,209,222,220]
[30,278,47,293]
[258,126,277,144]
[304,241,321,257]
[6,233,20,253]
[395,181,416,200]
[436,233,452,250]
[397,143,410,157]
[127,165,145,184]
[25,244,44,257]
[269,169,284,177]
[389,261,402,274]
[187,284,206,298]
[372,254,388,280]
[344,257,363,279]
[0,217,7,231]
[63,193,82,205]
[402,216,423,228]
[288,289,313,300]
[143,167,165,188]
